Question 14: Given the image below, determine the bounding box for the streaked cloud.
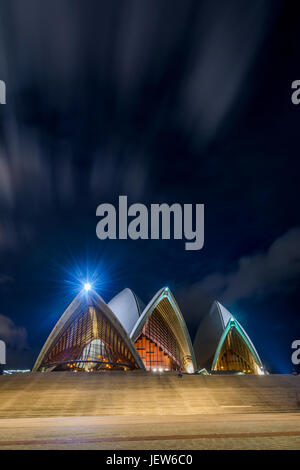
[189,227,300,305]
[0,314,28,349]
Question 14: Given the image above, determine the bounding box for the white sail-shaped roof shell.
[193,300,263,371]
[32,289,145,372]
[130,287,196,373]
[108,288,142,335]
[215,301,262,364]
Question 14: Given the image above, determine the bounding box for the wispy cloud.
[182,227,300,308]
[0,314,28,349]
[0,274,14,284]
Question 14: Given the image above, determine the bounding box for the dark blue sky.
[0,0,299,372]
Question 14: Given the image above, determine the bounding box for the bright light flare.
[84,282,92,292]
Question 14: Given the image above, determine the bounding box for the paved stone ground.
[0,413,299,449]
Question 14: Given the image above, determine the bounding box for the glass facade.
[135,335,178,371]
[134,298,188,371]
[213,323,261,374]
[38,303,139,371]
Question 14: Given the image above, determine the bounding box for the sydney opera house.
[33,286,265,375]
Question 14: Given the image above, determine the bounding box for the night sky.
[0,0,299,372]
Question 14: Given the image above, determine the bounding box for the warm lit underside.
[134,299,186,371]
[213,324,261,374]
[38,304,139,371]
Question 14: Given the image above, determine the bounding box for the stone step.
[0,372,299,418]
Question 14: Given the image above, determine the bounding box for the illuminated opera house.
[32,286,265,375]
